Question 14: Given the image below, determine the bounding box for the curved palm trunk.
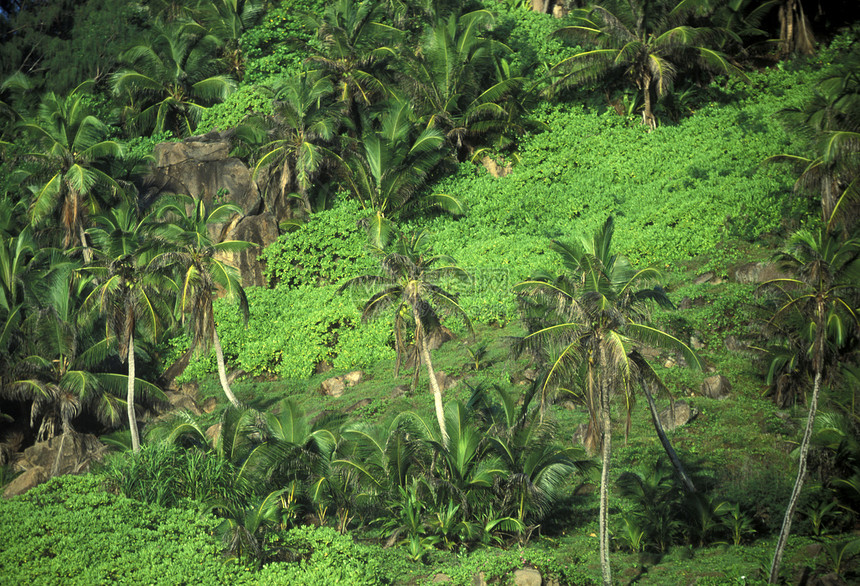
[642,385,696,493]
[768,368,822,583]
[599,371,612,586]
[128,335,141,453]
[213,327,241,408]
[413,305,449,447]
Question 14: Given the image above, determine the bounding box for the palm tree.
[250,73,343,215]
[514,217,701,586]
[19,83,123,259]
[768,52,860,230]
[338,230,471,446]
[153,195,254,408]
[111,20,236,136]
[306,0,402,128]
[763,228,860,583]
[202,0,266,80]
[397,10,523,159]
[553,0,744,129]
[339,98,449,223]
[82,202,173,453]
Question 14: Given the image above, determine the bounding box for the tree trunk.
[128,335,141,453]
[79,223,92,264]
[599,371,612,586]
[213,327,241,408]
[768,369,822,583]
[413,305,449,447]
[642,384,697,493]
[642,77,656,131]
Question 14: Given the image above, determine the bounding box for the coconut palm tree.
[202,0,266,80]
[250,73,343,215]
[552,0,744,129]
[19,82,123,259]
[514,217,701,586]
[763,228,860,584]
[338,230,471,446]
[82,202,174,453]
[153,195,254,408]
[111,20,236,136]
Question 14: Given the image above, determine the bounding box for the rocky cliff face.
[145,131,284,287]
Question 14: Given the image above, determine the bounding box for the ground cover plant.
[1,1,860,585]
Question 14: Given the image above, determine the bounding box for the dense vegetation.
[1,0,859,584]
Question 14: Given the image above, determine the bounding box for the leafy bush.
[0,475,245,585]
[181,283,394,381]
[259,200,376,289]
[240,0,325,84]
[197,84,274,134]
[257,525,393,585]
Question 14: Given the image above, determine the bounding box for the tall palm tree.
[111,20,236,136]
[514,217,701,586]
[82,202,173,453]
[153,195,254,408]
[338,230,471,446]
[763,228,860,584]
[19,83,123,259]
[250,73,343,215]
[553,0,743,129]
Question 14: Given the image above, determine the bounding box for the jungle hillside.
[1,0,860,584]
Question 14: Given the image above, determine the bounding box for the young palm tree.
[514,217,701,586]
[338,230,471,446]
[250,73,343,215]
[306,0,402,128]
[769,53,860,230]
[111,20,236,136]
[153,195,254,408]
[19,83,123,259]
[553,0,743,129]
[339,98,449,224]
[763,228,860,583]
[202,0,266,80]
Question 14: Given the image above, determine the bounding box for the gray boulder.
[659,401,698,431]
[701,375,732,400]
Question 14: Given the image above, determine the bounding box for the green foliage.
[0,475,245,585]
[259,200,376,288]
[240,0,325,84]
[182,283,394,381]
[197,83,273,134]
[256,525,389,585]
[101,442,249,509]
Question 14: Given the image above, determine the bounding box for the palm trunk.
[642,77,656,131]
[599,371,612,586]
[213,327,241,408]
[79,224,92,264]
[413,306,449,447]
[768,368,822,583]
[128,335,141,453]
[642,385,696,493]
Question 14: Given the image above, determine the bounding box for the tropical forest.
[1,0,859,584]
